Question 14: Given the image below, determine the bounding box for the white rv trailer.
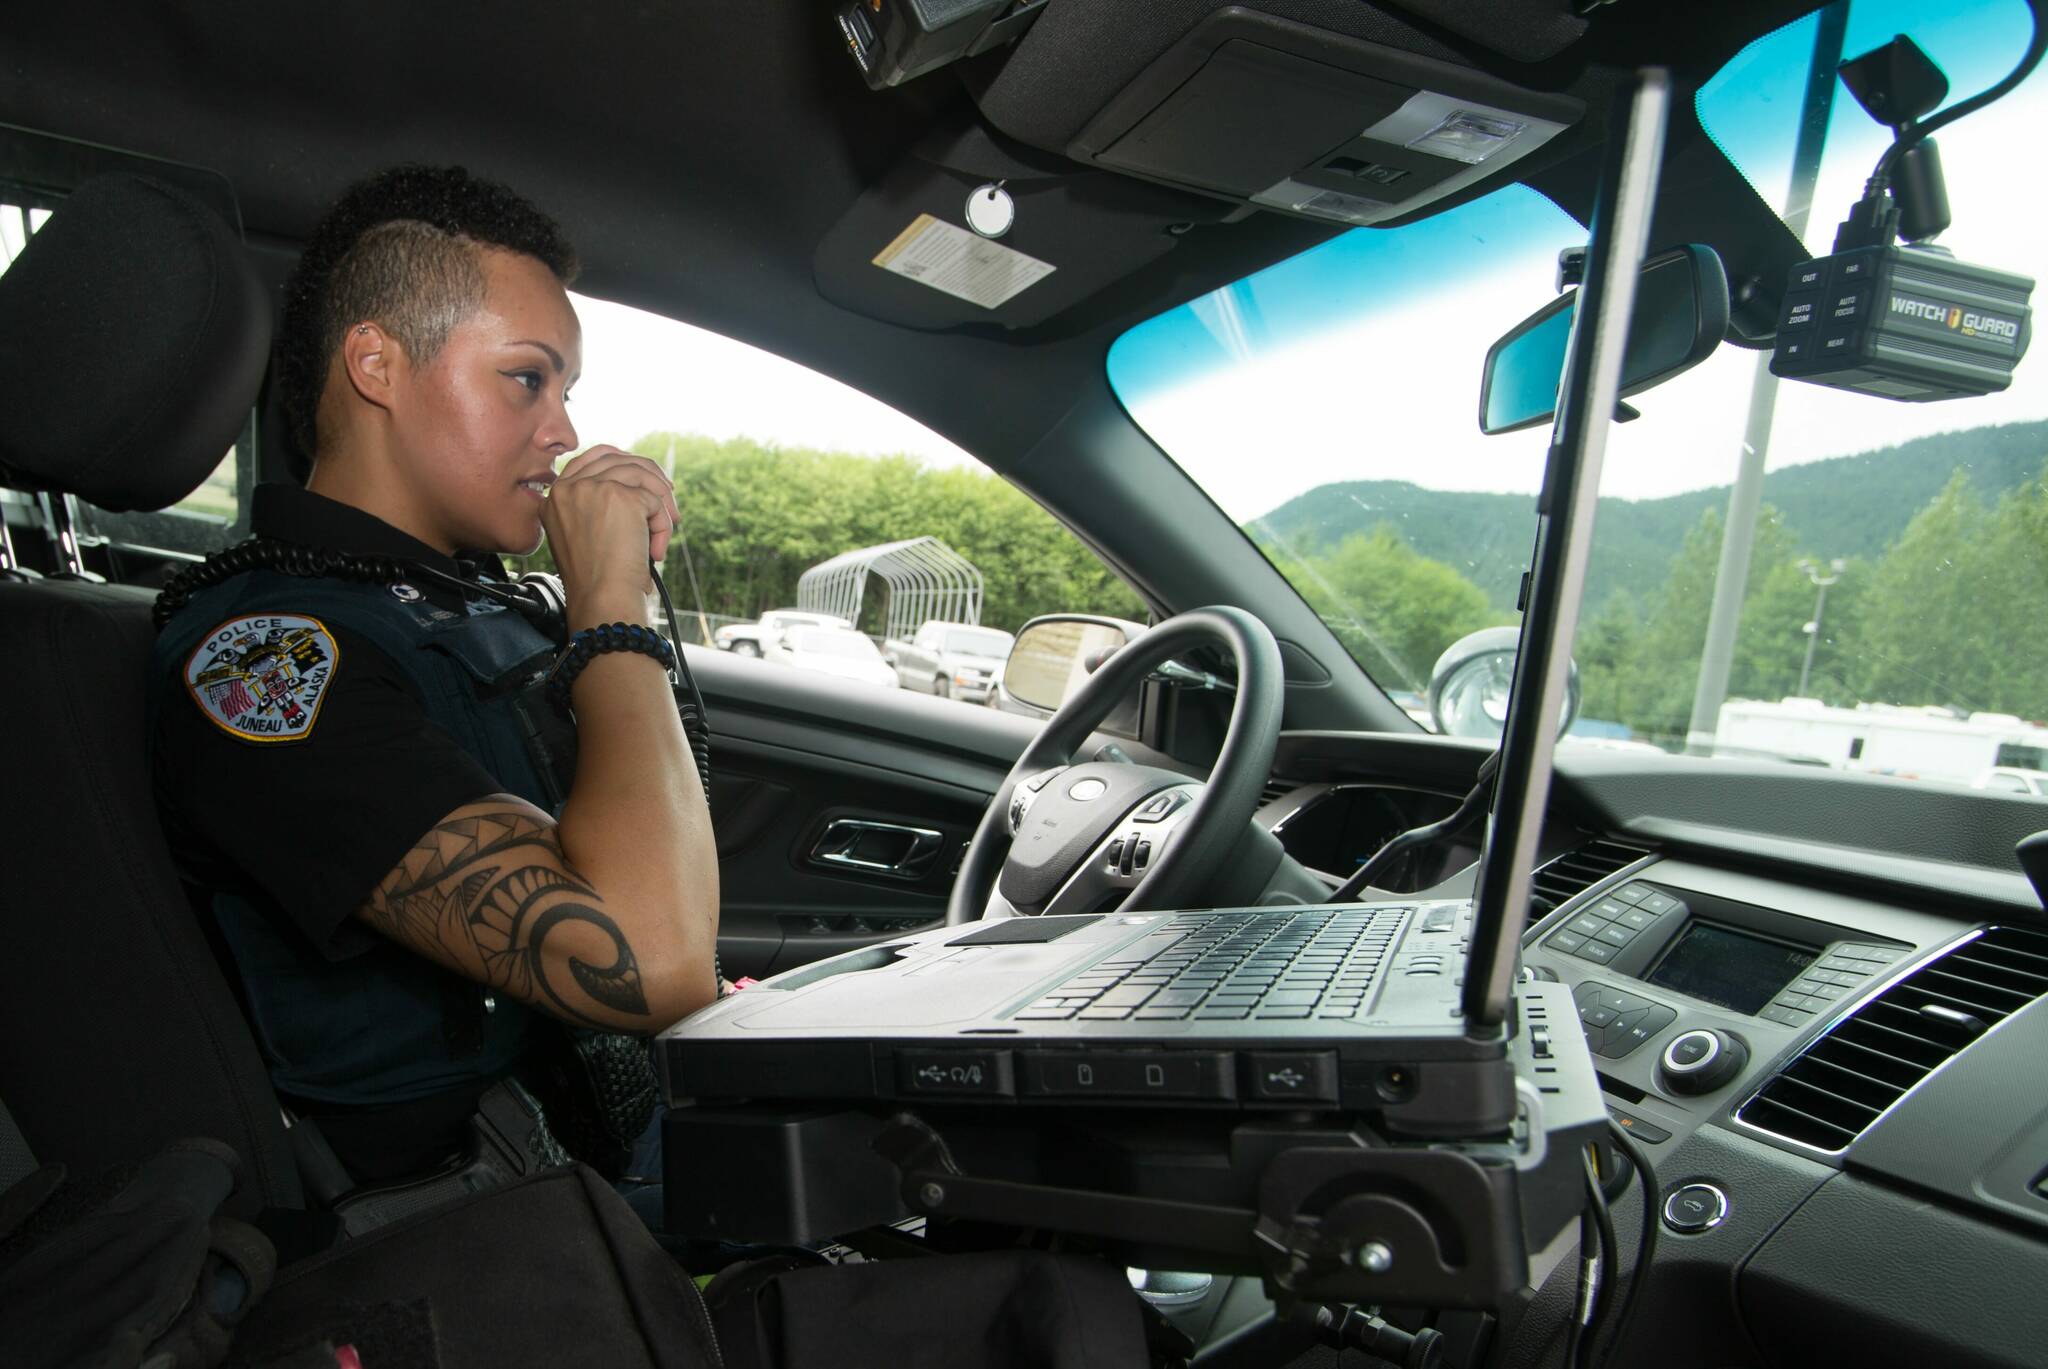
[1715,697,2048,785]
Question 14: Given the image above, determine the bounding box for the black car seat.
[0,173,298,1217]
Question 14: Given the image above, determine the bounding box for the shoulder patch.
[184,614,340,744]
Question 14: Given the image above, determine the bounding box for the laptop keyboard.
[1012,906,1414,1022]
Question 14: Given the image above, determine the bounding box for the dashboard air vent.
[1529,836,1653,913]
[1737,925,2048,1153]
[1260,778,1297,808]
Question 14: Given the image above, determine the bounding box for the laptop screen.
[1459,76,1670,1030]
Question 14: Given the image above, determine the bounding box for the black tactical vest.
[151,567,573,1108]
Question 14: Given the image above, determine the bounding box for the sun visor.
[812,130,1233,331]
[1065,10,1583,229]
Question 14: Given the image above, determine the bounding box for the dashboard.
[1259,729,2048,1369]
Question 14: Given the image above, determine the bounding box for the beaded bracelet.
[546,621,677,713]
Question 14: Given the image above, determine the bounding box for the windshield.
[795,628,882,661]
[1108,0,2047,795]
[945,628,1013,658]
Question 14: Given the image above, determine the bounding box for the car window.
[530,293,1146,714]
[945,628,1013,657]
[795,628,882,661]
[0,198,250,555]
[1108,0,2048,795]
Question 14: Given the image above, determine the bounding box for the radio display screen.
[1644,921,1817,1015]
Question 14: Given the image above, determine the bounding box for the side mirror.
[1479,244,1731,435]
[1003,615,1137,713]
[1427,626,1580,740]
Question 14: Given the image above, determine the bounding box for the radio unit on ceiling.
[835,0,1048,90]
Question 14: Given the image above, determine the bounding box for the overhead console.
[813,4,1588,334]
[1061,10,1582,228]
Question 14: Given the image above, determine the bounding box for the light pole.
[1797,557,1846,697]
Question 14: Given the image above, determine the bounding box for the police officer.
[151,166,719,1187]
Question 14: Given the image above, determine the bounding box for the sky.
[564,292,976,472]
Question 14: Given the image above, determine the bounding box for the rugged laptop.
[659,898,1521,1134]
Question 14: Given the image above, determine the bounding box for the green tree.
[1976,471,2048,713]
[627,432,1143,635]
[1580,503,1830,746]
[1574,591,1640,726]
[1854,471,1996,711]
[1852,466,2048,716]
[1278,527,1503,689]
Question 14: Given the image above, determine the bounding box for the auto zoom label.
[184,613,339,743]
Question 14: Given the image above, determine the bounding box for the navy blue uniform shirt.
[152,484,545,1178]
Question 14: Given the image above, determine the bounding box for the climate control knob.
[1658,1029,1749,1095]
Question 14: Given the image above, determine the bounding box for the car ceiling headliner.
[2,0,1824,473]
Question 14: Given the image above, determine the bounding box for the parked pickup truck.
[713,608,852,658]
[883,621,1014,702]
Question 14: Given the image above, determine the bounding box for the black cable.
[1564,1143,1611,1369]
[1332,752,1500,902]
[1565,1202,1594,1369]
[1591,1118,1659,1369]
[1868,0,2044,190]
[152,537,552,631]
[648,557,713,805]
[649,557,724,997]
[1582,1145,1619,1353]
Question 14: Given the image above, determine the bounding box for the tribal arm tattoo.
[358,799,652,1029]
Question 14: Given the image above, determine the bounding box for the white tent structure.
[796,536,983,642]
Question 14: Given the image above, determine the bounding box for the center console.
[1520,858,1949,1159]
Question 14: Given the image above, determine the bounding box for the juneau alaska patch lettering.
[184,614,339,743]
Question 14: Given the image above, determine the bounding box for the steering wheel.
[946,606,1284,923]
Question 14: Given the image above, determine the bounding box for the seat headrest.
[0,175,270,512]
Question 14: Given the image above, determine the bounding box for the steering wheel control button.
[1663,1183,1729,1234]
[1133,790,1190,823]
[1244,1051,1338,1102]
[1021,1050,1232,1101]
[1067,777,1108,802]
[898,1050,1015,1097]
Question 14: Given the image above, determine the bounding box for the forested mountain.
[1253,418,2048,614]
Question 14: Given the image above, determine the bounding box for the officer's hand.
[542,446,680,612]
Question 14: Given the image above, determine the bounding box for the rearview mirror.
[1003,616,1135,713]
[1479,244,1730,435]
